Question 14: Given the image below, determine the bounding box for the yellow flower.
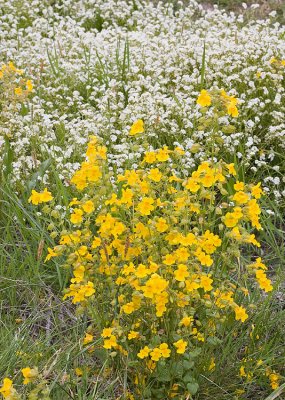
[209,357,216,371]
[185,178,200,193]
[174,264,189,282]
[232,191,249,205]
[75,367,83,376]
[251,182,263,199]
[137,346,150,359]
[155,217,169,233]
[103,335,117,349]
[224,212,239,228]
[129,119,144,135]
[156,146,170,162]
[91,236,101,248]
[150,347,162,361]
[83,281,95,297]
[83,333,93,345]
[128,331,139,340]
[173,339,187,354]
[28,188,53,205]
[21,367,38,384]
[101,327,114,338]
[226,163,237,176]
[255,270,273,292]
[200,275,213,291]
[0,378,15,398]
[82,200,95,213]
[144,151,156,163]
[180,316,193,327]
[148,168,162,182]
[269,372,280,390]
[14,87,23,96]
[41,188,53,202]
[28,189,42,205]
[135,264,149,278]
[234,305,248,322]
[45,247,59,262]
[239,365,247,377]
[70,208,84,224]
[227,102,239,117]
[121,302,135,314]
[26,79,33,92]
[197,89,212,107]
[163,253,176,265]
[234,181,244,191]
[159,343,171,358]
[136,197,155,215]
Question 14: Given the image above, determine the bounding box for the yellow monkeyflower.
[197,89,212,107]
[45,247,59,262]
[82,200,95,213]
[155,217,169,233]
[0,378,16,399]
[103,335,117,349]
[137,346,150,359]
[136,197,155,215]
[234,305,248,322]
[148,168,162,182]
[173,339,187,354]
[21,367,38,384]
[227,102,239,117]
[129,119,144,135]
[83,333,94,345]
[26,79,33,92]
[128,330,139,340]
[150,347,162,361]
[101,327,114,338]
[159,343,171,358]
[28,188,53,205]
[174,264,189,282]
[14,87,23,96]
[70,208,84,224]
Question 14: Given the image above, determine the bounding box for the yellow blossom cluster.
[28,188,53,205]
[0,62,33,98]
[0,367,41,400]
[33,136,275,398]
[197,88,239,117]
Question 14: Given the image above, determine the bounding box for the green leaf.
[170,361,183,376]
[187,382,199,395]
[207,336,222,346]
[188,348,202,358]
[3,136,14,179]
[27,159,52,191]
[183,360,194,370]
[183,372,195,383]
[156,363,172,382]
[200,40,206,89]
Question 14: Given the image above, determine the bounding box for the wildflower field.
[0,0,285,399]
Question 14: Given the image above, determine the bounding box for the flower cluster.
[36,136,275,397]
[197,89,239,117]
[0,62,33,99]
[28,188,53,205]
[0,367,49,400]
[0,0,284,203]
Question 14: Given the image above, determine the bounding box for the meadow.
[0,0,284,399]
